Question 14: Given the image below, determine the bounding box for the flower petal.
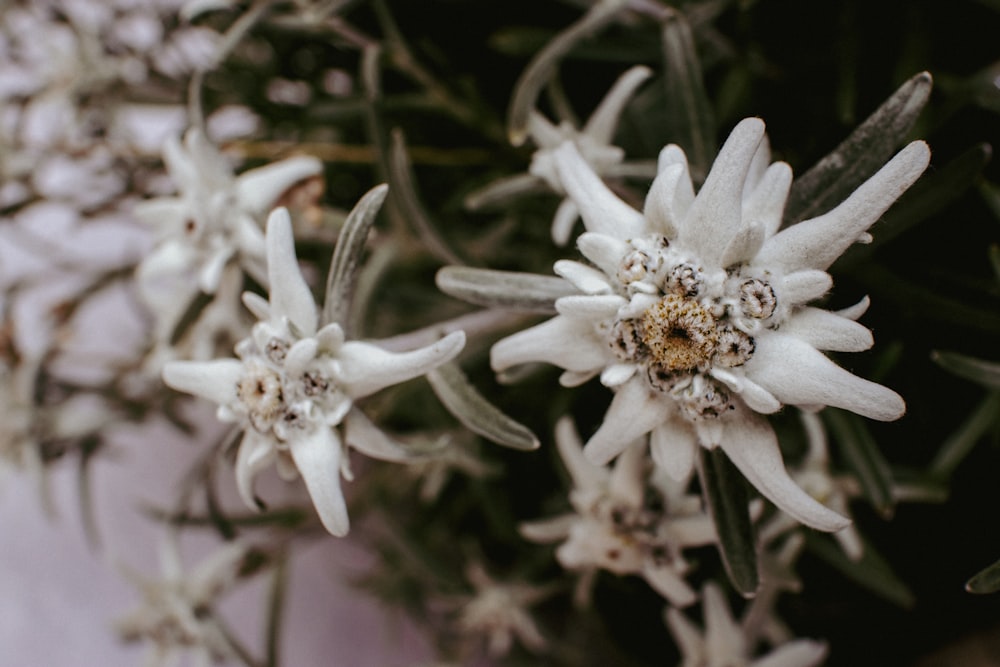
[782,307,874,352]
[337,330,465,399]
[755,141,930,272]
[554,416,607,492]
[265,207,317,335]
[288,426,349,536]
[746,333,905,421]
[234,430,276,510]
[643,162,692,239]
[751,640,828,667]
[608,440,645,507]
[584,378,669,466]
[235,155,322,217]
[551,197,580,246]
[717,407,851,531]
[744,161,792,239]
[519,515,575,543]
[642,562,697,607]
[162,359,242,406]
[553,142,647,239]
[577,232,629,277]
[553,259,613,294]
[778,270,832,306]
[342,407,412,462]
[582,65,652,144]
[555,294,626,320]
[650,416,697,481]
[679,118,765,265]
[491,316,607,375]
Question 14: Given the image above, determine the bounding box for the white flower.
[163,203,465,536]
[451,562,550,658]
[665,582,827,667]
[466,66,656,245]
[117,538,249,667]
[491,118,930,531]
[135,128,322,346]
[520,417,715,607]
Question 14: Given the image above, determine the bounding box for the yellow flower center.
[640,295,719,372]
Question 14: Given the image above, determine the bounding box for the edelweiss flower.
[466,66,656,245]
[520,417,715,607]
[665,582,827,667]
[452,562,550,658]
[117,538,249,667]
[163,197,465,536]
[135,128,322,346]
[491,118,930,531]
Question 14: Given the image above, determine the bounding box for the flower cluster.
[492,118,929,531]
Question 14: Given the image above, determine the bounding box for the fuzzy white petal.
[577,232,629,277]
[751,640,828,667]
[779,270,832,306]
[235,156,322,217]
[756,141,930,272]
[608,440,645,507]
[553,142,647,239]
[519,515,576,543]
[342,408,412,462]
[555,416,607,492]
[553,260,613,294]
[234,430,276,510]
[643,163,691,239]
[555,294,626,319]
[650,416,697,481]
[718,406,851,532]
[491,316,607,375]
[679,118,765,265]
[162,359,242,405]
[747,333,905,421]
[551,198,580,246]
[288,426,349,536]
[744,161,793,239]
[582,65,652,143]
[584,378,669,466]
[337,331,465,399]
[642,562,697,607]
[782,307,874,352]
[265,208,317,335]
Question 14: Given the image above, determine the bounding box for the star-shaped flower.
[135,128,322,347]
[665,582,827,667]
[520,417,715,607]
[466,65,656,245]
[491,118,929,531]
[163,191,465,536]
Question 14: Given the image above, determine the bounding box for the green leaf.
[785,71,933,225]
[967,556,1000,594]
[507,0,629,146]
[435,266,577,313]
[824,408,895,519]
[932,351,1000,390]
[930,391,1000,478]
[698,447,759,597]
[322,183,388,330]
[804,532,916,608]
[426,361,539,451]
[660,8,715,181]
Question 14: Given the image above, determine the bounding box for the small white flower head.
[467,66,656,245]
[492,118,930,531]
[521,417,715,607]
[164,200,465,536]
[452,562,550,658]
[117,537,250,667]
[665,581,828,667]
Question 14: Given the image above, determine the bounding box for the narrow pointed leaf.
[323,184,388,329]
[660,8,715,181]
[930,391,1000,478]
[785,71,933,224]
[804,532,916,608]
[426,361,539,451]
[436,266,577,313]
[824,408,895,518]
[932,350,1000,389]
[967,557,1000,594]
[698,447,759,597]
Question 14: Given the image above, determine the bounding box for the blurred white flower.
[135,128,322,350]
[117,537,249,667]
[666,582,827,667]
[163,202,465,536]
[520,417,715,607]
[466,65,657,245]
[452,562,550,658]
[491,118,929,531]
